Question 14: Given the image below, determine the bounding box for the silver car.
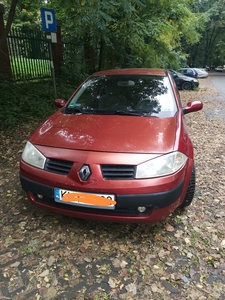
[193,68,208,78]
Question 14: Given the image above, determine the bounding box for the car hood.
[31,113,178,153]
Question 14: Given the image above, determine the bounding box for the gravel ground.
[0,78,225,300]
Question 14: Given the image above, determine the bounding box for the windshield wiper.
[66,107,97,114]
[112,110,158,116]
[112,110,143,116]
[65,107,157,117]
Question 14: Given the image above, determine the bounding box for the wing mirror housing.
[183,101,203,115]
[54,99,66,108]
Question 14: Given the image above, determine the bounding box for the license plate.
[54,188,116,210]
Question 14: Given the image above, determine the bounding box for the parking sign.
[40,8,57,32]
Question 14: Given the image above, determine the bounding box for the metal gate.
[7,27,51,81]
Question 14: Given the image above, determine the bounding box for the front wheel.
[182,82,192,90]
[180,166,196,208]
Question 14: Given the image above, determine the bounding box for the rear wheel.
[180,166,196,208]
[182,82,192,90]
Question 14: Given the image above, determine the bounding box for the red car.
[20,69,203,223]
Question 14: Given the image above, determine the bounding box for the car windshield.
[66,75,177,118]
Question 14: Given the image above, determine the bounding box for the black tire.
[180,166,196,208]
[182,82,192,90]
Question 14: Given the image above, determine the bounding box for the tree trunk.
[84,34,96,74]
[97,38,104,71]
[0,0,18,52]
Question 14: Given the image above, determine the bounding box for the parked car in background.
[193,68,208,78]
[204,66,210,71]
[20,68,203,224]
[214,66,223,72]
[177,68,198,78]
[170,70,199,90]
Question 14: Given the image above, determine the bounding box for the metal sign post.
[46,34,57,98]
[40,8,57,98]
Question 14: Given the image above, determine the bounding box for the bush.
[0,80,75,130]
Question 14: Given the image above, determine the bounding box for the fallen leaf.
[165,223,175,232]
[221,240,225,248]
[151,284,159,293]
[125,283,137,295]
[112,258,128,268]
[112,258,121,268]
[108,277,116,288]
[47,256,55,266]
[38,270,49,277]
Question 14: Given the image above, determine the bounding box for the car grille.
[101,165,136,180]
[44,158,73,175]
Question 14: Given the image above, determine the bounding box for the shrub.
[0,80,75,130]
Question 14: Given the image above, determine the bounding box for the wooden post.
[0,4,12,80]
[51,22,63,78]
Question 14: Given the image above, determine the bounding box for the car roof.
[91,68,167,77]
[178,67,194,70]
[194,68,207,71]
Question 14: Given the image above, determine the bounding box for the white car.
[193,68,208,78]
[215,66,223,72]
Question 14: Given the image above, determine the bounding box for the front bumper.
[20,175,185,223]
[193,81,199,88]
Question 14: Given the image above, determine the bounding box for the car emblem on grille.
[79,165,91,181]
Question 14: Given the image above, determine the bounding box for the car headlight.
[193,79,198,82]
[136,152,188,178]
[22,141,46,169]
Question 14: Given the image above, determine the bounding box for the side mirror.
[183,101,203,115]
[54,99,66,108]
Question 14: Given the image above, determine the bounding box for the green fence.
[7,27,51,81]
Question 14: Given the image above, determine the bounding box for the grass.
[10,56,51,80]
[0,79,76,130]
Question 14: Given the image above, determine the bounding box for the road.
[201,72,225,121]
[208,72,225,97]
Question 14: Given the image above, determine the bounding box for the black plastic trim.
[20,174,184,211]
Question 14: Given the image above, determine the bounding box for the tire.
[180,166,196,208]
[182,82,192,90]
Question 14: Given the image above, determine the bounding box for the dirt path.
[0,79,225,300]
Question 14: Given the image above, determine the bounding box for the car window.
[186,68,193,74]
[67,75,178,118]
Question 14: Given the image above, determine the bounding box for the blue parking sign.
[40,8,57,32]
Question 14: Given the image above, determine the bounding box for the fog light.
[137,206,147,213]
[37,194,43,199]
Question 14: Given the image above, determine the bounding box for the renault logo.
[79,165,91,181]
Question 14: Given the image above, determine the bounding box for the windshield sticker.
[68,103,81,108]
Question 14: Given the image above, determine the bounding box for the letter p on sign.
[40,8,57,32]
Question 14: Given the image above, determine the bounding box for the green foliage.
[2,0,206,74]
[5,0,224,72]
[2,0,42,29]
[0,80,75,130]
[185,0,225,67]
[60,42,89,84]
[44,0,201,72]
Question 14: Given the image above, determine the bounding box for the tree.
[184,0,225,67]
[0,0,207,83]
[0,0,19,52]
[46,0,202,76]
